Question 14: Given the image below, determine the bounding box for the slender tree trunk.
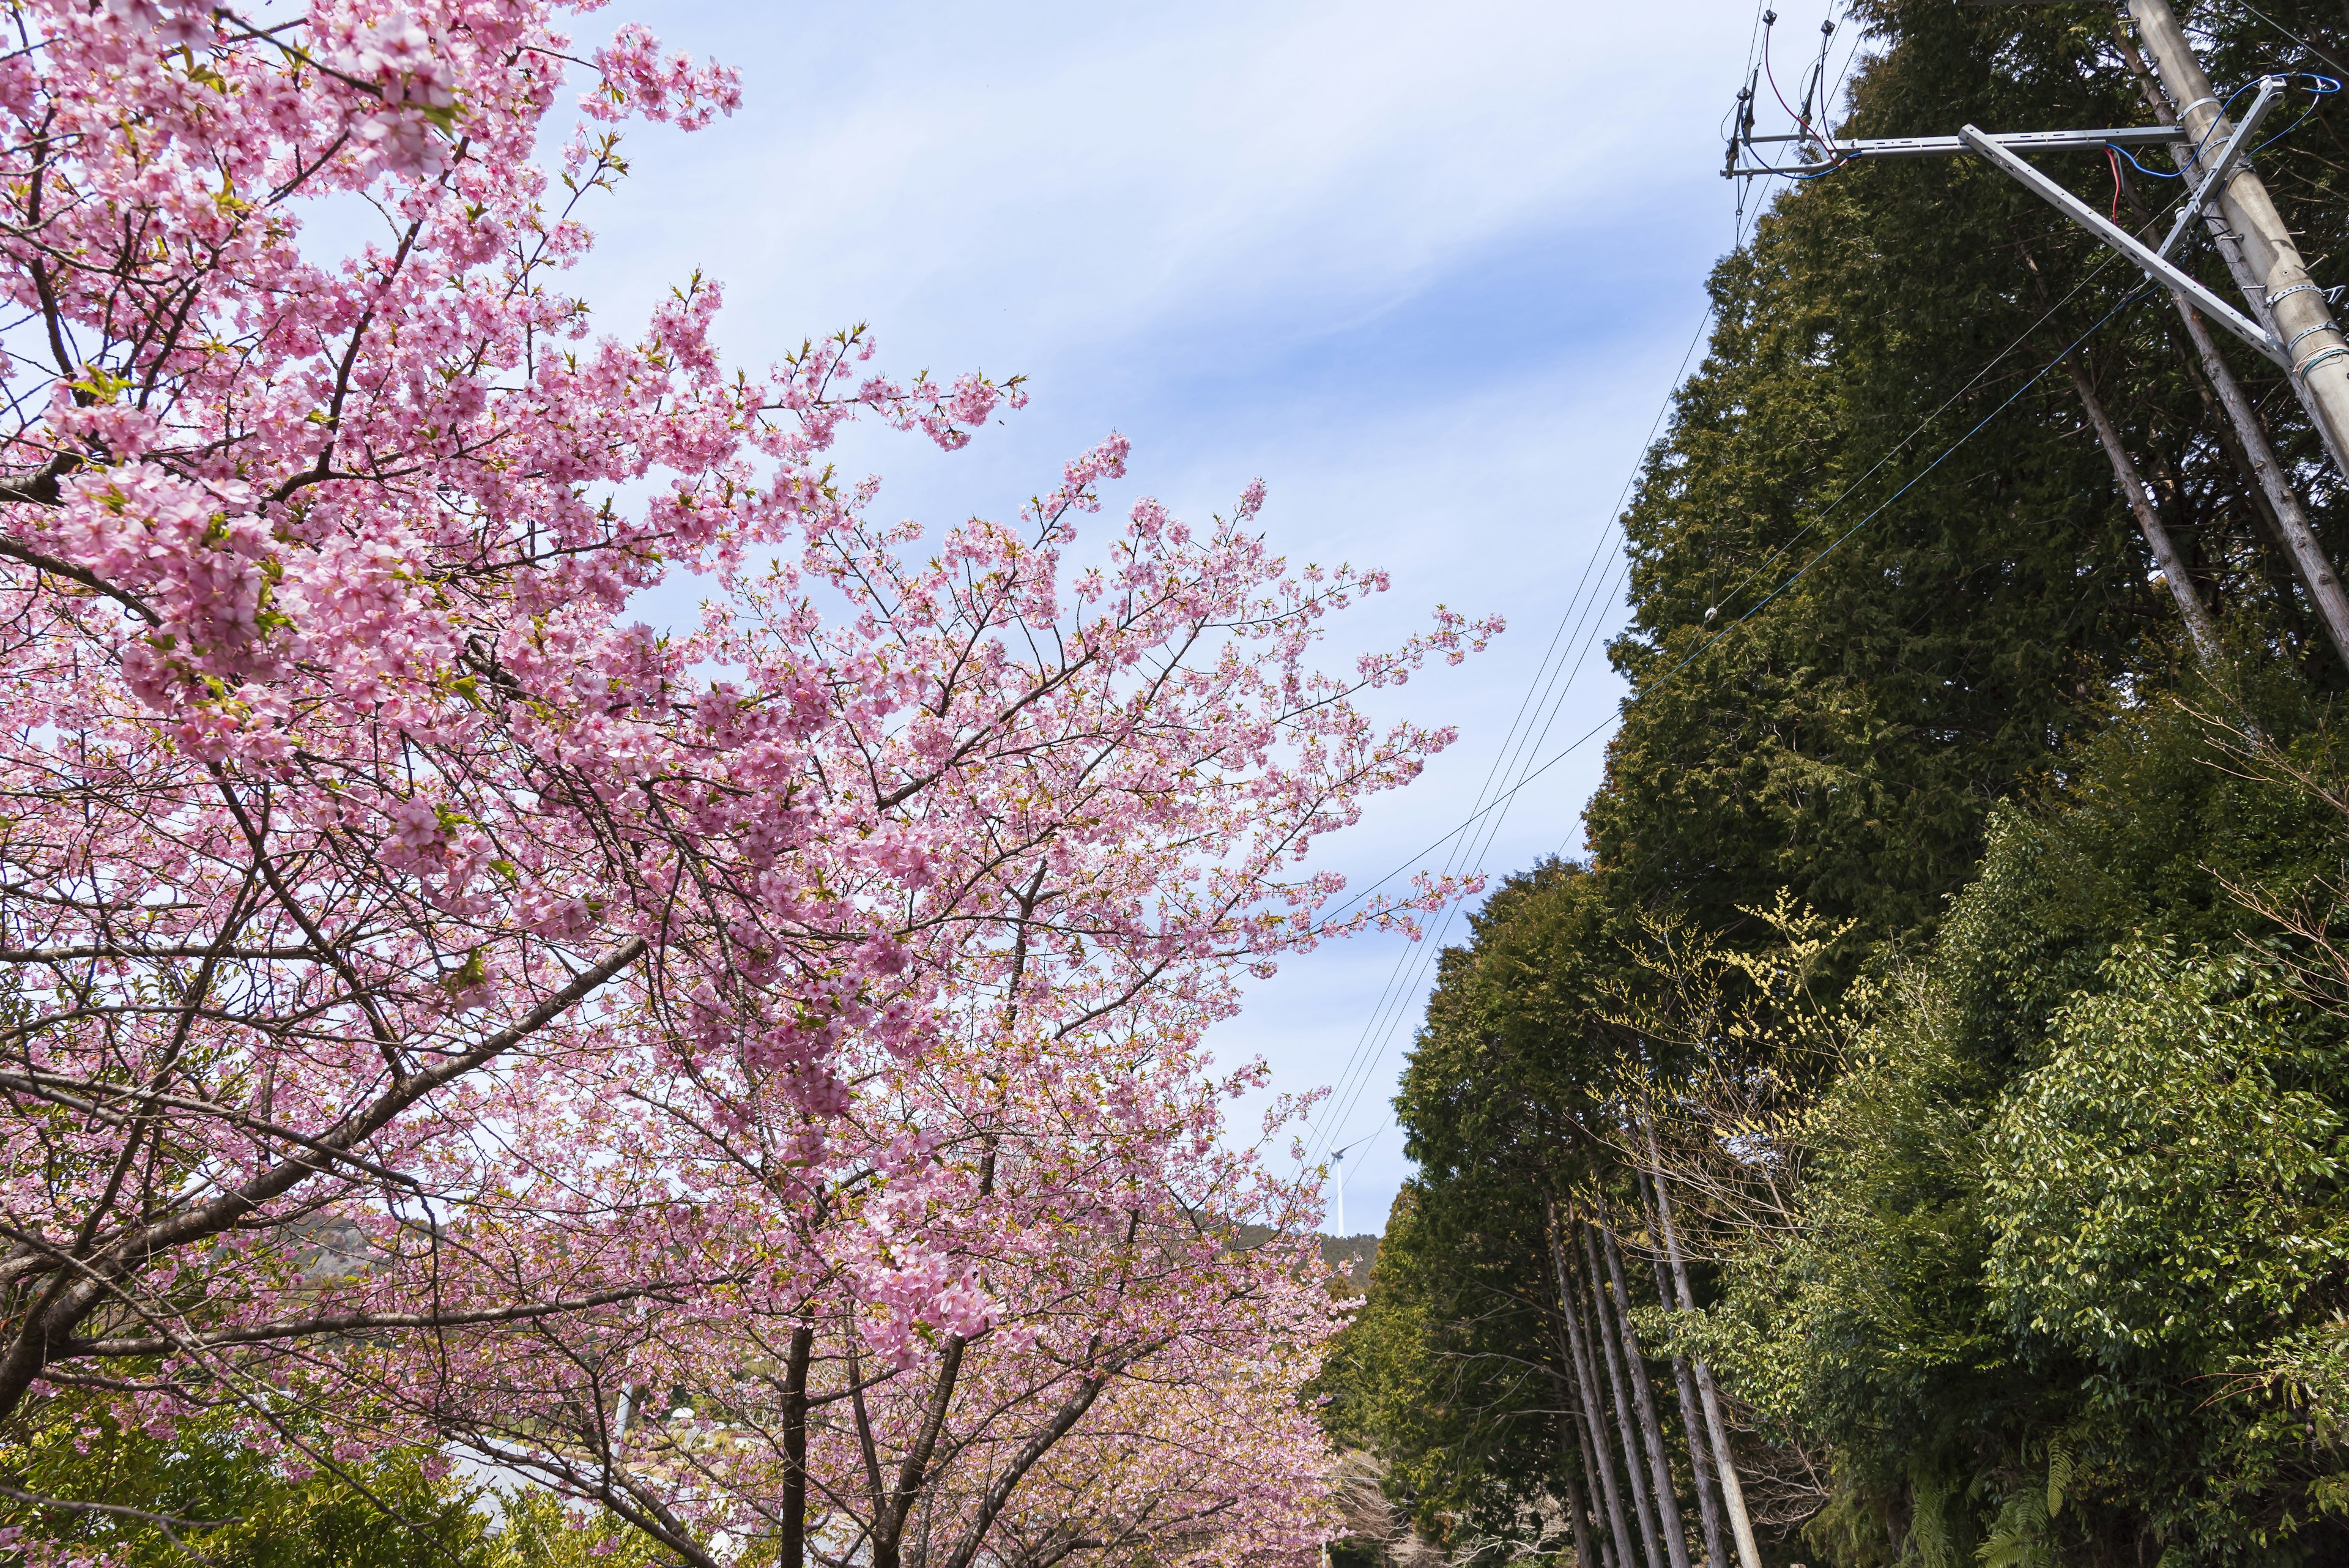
[1552,1198,1636,1568]
[781,1323,815,1568]
[2009,234,2227,668]
[2062,358,2226,665]
[2149,289,2318,661]
[1563,1442,1599,1568]
[1594,1221,1689,1568]
[2165,289,2349,672]
[1581,1222,1664,1568]
[1570,1373,1623,1568]
[1585,1261,1658,1568]
[1640,1175,1726,1568]
[1643,1138,1761,1568]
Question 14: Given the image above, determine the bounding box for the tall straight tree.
[1580,1222,1671,1568]
[1637,1172,1727,1568]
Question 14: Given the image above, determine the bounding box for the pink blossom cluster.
[0,4,1492,1566]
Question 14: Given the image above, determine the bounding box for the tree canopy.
[1325,3,2349,1564]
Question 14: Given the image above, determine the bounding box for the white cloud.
[567,0,1786,1233]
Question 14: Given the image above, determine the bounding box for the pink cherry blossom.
[0,5,1494,1564]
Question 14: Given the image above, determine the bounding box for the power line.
[1312,549,1635,1153]
[1309,281,2151,945]
[2234,0,2349,87]
[1304,80,2208,1167]
[1304,205,1754,1165]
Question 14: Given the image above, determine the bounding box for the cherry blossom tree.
[377,997,1349,1568]
[0,0,1488,1556]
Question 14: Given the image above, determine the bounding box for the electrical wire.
[1299,393,1656,1162]
[1301,207,1756,1167]
[2235,0,2349,89]
[1715,102,2244,622]
[2110,142,2183,179]
[1299,480,1646,1162]
[1742,0,1770,95]
[1313,174,1816,1161]
[1310,548,1637,1159]
[1822,1,1865,127]
[1314,36,2285,1169]
[1308,281,2152,940]
[1762,12,1820,144]
[2106,74,2332,184]
[1704,265,2103,628]
[2251,72,2341,159]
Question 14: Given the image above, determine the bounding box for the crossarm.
[1958,124,2287,367]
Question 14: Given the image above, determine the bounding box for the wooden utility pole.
[2107,20,2349,672]
[2128,0,2349,472]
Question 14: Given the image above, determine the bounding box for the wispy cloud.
[570,0,1786,1233]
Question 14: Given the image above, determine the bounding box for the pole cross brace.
[2156,76,2285,259]
[1727,124,2184,176]
[1958,124,2288,367]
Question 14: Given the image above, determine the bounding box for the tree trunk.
[1640,1174,1726,1568]
[1587,1222,1682,1568]
[1602,1221,1693,1568]
[2061,357,2226,666]
[1564,1444,1600,1568]
[1584,1258,1658,1568]
[2148,289,2318,663]
[1644,1139,1762,1568]
[1570,1374,1622,1568]
[781,1323,815,1568]
[1551,1198,1637,1568]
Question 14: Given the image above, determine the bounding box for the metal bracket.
[1958,124,2288,366]
[2156,76,2285,258]
[1727,124,2186,177]
[1836,124,2185,161]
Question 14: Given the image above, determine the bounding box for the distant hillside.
[1222,1225,1379,1286]
[1319,1232,1378,1284]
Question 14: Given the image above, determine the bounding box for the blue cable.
[2254,74,2342,157]
[2109,75,2339,184]
[2193,78,2264,162]
[2110,143,2182,178]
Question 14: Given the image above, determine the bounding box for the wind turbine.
[1327,1132,1378,1238]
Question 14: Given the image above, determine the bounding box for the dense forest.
[1317,2,2349,1565]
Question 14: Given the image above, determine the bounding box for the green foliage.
[1317,1181,1566,1544]
[0,1394,675,1567]
[1701,706,2349,1563]
[1328,4,2349,1564]
[1592,0,2349,953]
[1986,943,2349,1357]
[484,1492,677,1568]
[1317,863,1650,1550]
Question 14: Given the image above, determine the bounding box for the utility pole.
[2106,21,2349,672]
[2127,0,2349,477]
[1327,1133,1373,1238]
[1720,6,2349,669]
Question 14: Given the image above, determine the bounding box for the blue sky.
[563,0,1844,1235]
